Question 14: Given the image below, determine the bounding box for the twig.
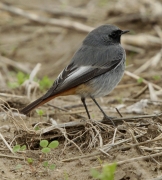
[115,108,123,117]
[112,128,117,144]
[93,151,162,169]
[63,103,92,109]
[127,125,143,154]
[61,134,145,162]
[0,133,14,154]
[123,44,144,54]
[0,2,93,33]
[116,83,140,89]
[150,176,162,180]
[134,51,162,74]
[0,93,25,98]
[51,110,91,115]
[47,103,86,119]
[0,153,24,159]
[125,70,162,90]
[39,6,88,20]
[114,135,162,151]
[0,55,31,74]
[22,63,40,99]
[133,85,148,99]
[40,113,162,134]
[148,83,158,101]
[122,34,161,48]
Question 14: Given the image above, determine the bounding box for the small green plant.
[36,109,44,117]
[40,140,59,153]
[116,97,123,104]
[91,163,116,180]
[34,125,40,131]
[13,140,59,172]
[8,72,29,88]
[27,157,33,164]
[16,71,29,85]
[137,77,143,84]
[40,140,59,170]
[63,171,69,180]
[13,145,27,170]
[8,71,52,91]
[13,144,26,153]
[97,157,103,166]
[153,75,161,81]
[39,76,53,91]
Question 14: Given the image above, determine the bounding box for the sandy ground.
[1,0,162,179]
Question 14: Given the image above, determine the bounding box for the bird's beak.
[121,30,129,35]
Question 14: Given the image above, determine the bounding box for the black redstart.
[20,24,129,125]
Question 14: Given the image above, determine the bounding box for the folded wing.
[42,44,125,100]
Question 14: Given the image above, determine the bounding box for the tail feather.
[20,86,77,115]
[20,95,57,115]
[20,97,44,115]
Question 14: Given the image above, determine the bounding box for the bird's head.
[83,24,129,46]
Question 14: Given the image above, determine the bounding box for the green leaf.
[39,76,53,91]
[41,147,51,154]
[13,145,20,152]
[27,158,33,164]
[49,164,56,170]
[91,169,100,178]
[20,145,26,151]
[91,163,116,180]
[16,72,29,85]
[42,161,48,167]
[153,75,161,81]
[8,82,19,89]
[34,126,40,131]
[36,109,44,116]
[137,77,143,84]
[48,141,59,149]
[40,140,48,148]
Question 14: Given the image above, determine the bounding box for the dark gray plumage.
[20,24,129,125]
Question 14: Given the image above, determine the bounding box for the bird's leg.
[91,97,115,126]
[81,97,91,119]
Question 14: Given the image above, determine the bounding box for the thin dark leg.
[81,97,91,119]
[91,97,115,126]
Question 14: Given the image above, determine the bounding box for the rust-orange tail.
[20,94,58,115]
[20,86,78,115]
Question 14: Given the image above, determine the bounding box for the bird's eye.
[110,32,117,38]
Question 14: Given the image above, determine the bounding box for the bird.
[20,24,129,126]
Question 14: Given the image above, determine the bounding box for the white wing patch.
[62,66,91,84]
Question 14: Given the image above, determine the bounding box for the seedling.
[40,139,59,170]
[12,140,59,173]
[12,145,27,170]
[8,71,29,89]
[153,75,161,81]
[13,144,26,153]
[91,163,116,180]
[97,157,103,166]
[40,140,59,153]
[137,77,143,84]
[63,171,69,180]
[16,71,29,85]
[39,76,53,91]
[8,71,52,91]
[36,109,44,117]
[34,126,40,131]
[27,158,34,165]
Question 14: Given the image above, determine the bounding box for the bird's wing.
[42,45,125,99]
